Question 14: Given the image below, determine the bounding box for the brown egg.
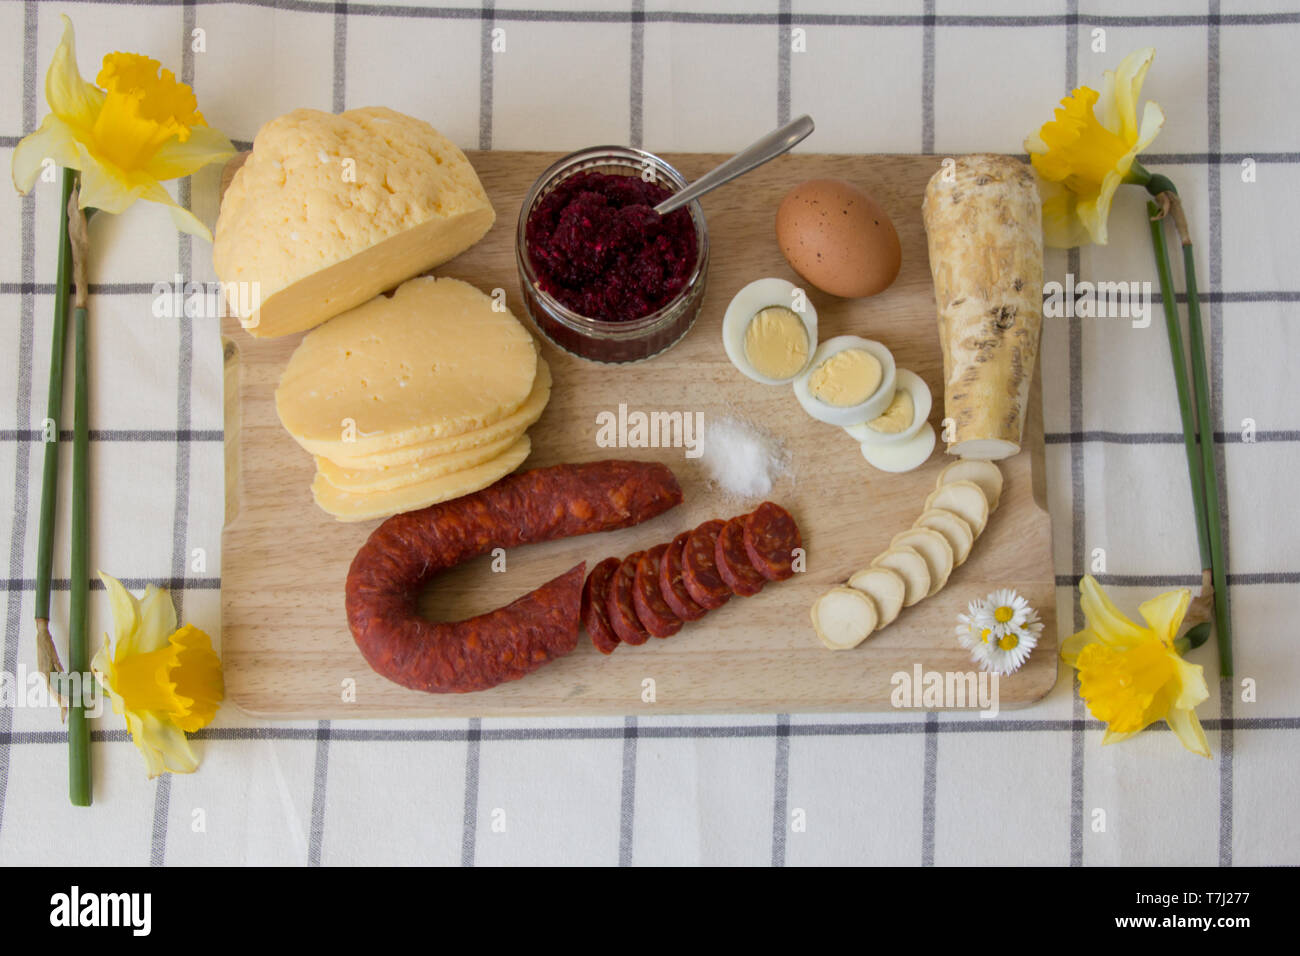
[775,179,902,298]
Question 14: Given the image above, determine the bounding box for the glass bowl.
[515,145,710,364]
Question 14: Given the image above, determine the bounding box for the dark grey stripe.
[1064,6,1085,870]
[921,0,935,154]
[628,0,644,148]
[776,0,791,126]
[921,711,937,865]
[0,429,225,442]
[0,0,41,844]
[771,713,789,867]
[149,775,171,866]
[460,718,481,866]
[1,575,220,592]
[618,716,637,866]
[1067,246,1085,867]
[1219,679,1235,865]
[5,713,1299,747]
[0,2,1290,29]
[333,2,348,113]
[1046,428,1300,445]
[478,1,495,150]
[308,719,331,865]
[1058,571,1300,587]
[1206,0,1234,869]
[3,281,1296,300]
[149,0,200,869]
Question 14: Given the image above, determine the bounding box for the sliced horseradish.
[870,545,931,607]
[847,565,906,629]
[937,458,1004,512]
[923,479,990,537]
[889,527,954,597]
[811,586,879,650]
[912,508,975,566]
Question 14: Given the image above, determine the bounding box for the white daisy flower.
[986,588,1031,631]
[955,588,1042,675]
[955,597,996,650]
[979,621,1040,675]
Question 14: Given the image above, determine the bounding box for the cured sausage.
[658,531,707,622]
[606,552,651,645]
[346,460,683,692]
[715,515,766,597]
[633,545,683,638]
[582,557,622,655]
[682,519,731,610]
[743,502,802,581]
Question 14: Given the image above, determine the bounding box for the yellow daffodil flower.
[92,573,224,778]
[1061,575,1211,758]
[11,15,234,240]
[1025,47,1165,248]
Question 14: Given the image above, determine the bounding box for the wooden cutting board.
[220,151,1057,718]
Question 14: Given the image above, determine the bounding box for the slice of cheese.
[312,435,532,522]
[213,107,495,338]
[311,356,551,468]
[316,429,522,493]
[276,276,538,456]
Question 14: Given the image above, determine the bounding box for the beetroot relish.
[525,170,699,322]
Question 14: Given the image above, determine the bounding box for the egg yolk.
[867,387,915,434]
[808,348,883,407]
[743,307,809,381]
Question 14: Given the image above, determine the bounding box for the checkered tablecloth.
[2,0,1297,867]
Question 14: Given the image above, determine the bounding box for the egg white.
[721,277,818,385]
[843,368,933,446]
[792,335,897,427]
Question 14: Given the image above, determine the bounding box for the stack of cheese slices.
[214,106,550,521]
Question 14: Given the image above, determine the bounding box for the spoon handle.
[652,114,815,216]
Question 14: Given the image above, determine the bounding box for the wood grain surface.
[220,150,1057,717]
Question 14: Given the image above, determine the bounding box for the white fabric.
[1,0,1296,866]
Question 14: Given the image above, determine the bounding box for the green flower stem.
[1147,201,1211,570]
[35,171,75,627]
[65,180,92,808]
[68,300,90,807]
[1181,241,1233,677]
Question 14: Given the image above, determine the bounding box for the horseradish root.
[922,155,1043,461]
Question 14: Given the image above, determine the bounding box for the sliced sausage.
[682,519,731,610]
[582,557,622,654]
[742,502,802,581]
[633,544,683,638]
[607,551,651,646]
[715,515,766,597]
[658,531,707,622]
[346,460,682,693]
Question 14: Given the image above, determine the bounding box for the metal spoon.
[652,114,815,217]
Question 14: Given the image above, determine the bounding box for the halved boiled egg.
[792,335,896,427]
[722,278,819,385]
[859,421,937,473]
[843,368,932,446]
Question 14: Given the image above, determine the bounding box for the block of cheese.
[316,429,521,493]
[213,107,495,338]
[276,276,539,457]
[312,436,532,522]
[313,356,551,469]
